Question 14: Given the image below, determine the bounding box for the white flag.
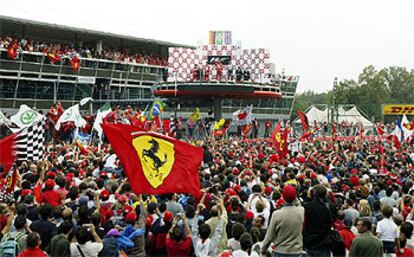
[80,97,93,106]
[231,105,253,126]
[93,102,112,138]
[11,104,46,129]
[55,104,86,130]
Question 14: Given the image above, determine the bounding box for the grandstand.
[0,15,298,122]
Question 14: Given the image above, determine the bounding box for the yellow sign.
[132,135,175,188]
[383,104,414,115]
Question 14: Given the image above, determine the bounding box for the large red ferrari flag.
[102,124,203,195]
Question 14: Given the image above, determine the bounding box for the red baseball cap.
[100,190,110,199]
[125,212,137,222]
[245,211,254,220]
[225,188,237,197]
[282,185,297,202]
[45,179,55,189]
[163,211,173,222]
[233,185,242,193]
[276,198,286,207]
[118,195,128,204]
[46,171,56,179]
[21,189,32,197]
[123,205,133,214]
[265,186,273,195]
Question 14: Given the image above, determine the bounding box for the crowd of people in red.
[0,36,168,66]
[0,104,414,257]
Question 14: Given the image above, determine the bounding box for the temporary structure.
[294,105,373,128]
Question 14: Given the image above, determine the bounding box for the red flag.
[7,43,19,60]
[271,122,282,150]
[213,128,226,137]
[280,127,289,159]
[376,123,386,135]
[271,122,288,159]
[297,110,310,132]
[242,123,253,138]
[102,124,203,195]
[70,56,80,71]
[300,131,312,141]
[47,52,62,63]
[0,133,16,173]
[387,134,401,149]
[332,123,337,141]
[131,115,148,130]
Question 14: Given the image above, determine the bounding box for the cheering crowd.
[0,104,414,257]
[0,36,168,66]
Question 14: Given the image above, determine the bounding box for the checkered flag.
[15,118,46,161]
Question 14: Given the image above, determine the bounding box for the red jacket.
[18,247,48,257]
[335,221,356,250]
[166,235,192,257]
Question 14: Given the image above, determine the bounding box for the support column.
[96,40,103,55]
[213,98,222,121]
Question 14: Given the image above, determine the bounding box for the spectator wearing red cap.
[123,196,148,257]
[40,179,62,207]
[149,210,174,256]
[261,185,304,257]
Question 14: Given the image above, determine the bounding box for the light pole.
[332,77,338,127]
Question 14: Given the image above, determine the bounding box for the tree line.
[292,65,414,121]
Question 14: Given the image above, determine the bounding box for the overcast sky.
[1,0,413,93]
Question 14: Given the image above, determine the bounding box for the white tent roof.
[294,106,327,124]
[295,105,373,127]
[342,107,373,127]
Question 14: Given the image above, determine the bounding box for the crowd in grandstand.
[0,36,168,66]
[0,104,413,257]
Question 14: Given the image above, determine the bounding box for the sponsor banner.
[207,55,232,65]
[383,104,414,115]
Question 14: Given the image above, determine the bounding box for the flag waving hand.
[102,124,203,195]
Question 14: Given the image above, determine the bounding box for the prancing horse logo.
[132,135,175,189]
[142,139,167,178]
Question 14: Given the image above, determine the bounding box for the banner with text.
[383,104,414,115]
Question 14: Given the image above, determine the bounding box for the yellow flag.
[214,118,226,130]
[190,108,201,122]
